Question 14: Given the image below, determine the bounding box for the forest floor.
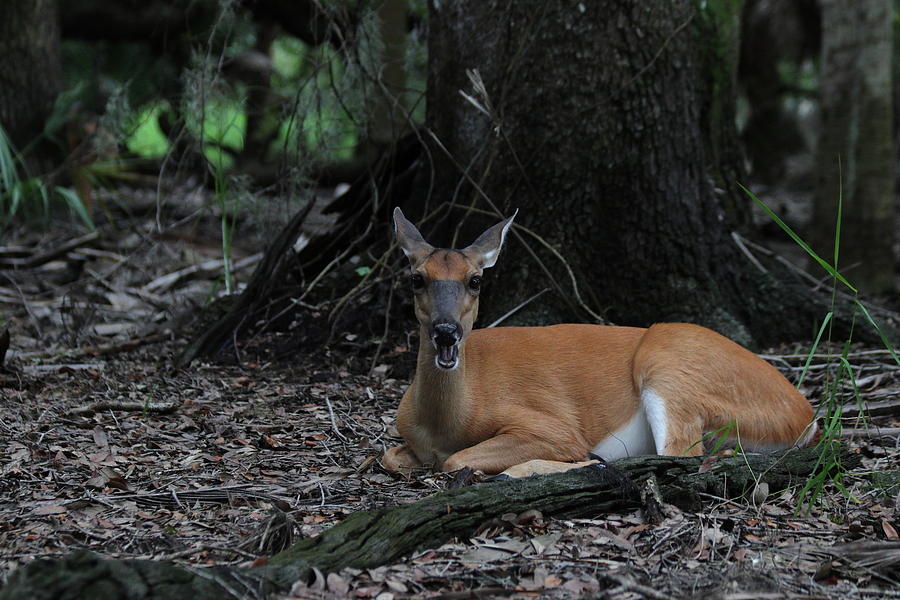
[1,188,899,600]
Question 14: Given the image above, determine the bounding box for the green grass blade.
[55,187,96,231]
[833,159,842,270]
[0,124,21,210]
[10,185,22,217]
[37,180,50,219]
[798,312,832,389]
[213,160,233,294]
[854,300,900,366]
[838,355,866,428]
[738,182,856,293]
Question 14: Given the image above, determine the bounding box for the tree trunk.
[360,0,409,156]
[0,449,841,600]
[421,0,880,348]
[813,0,896,295]
[0,0,63,173]
[738,0,820,184]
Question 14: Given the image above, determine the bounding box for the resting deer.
[382,208,818,477]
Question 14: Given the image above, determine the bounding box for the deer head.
[393,207,516,370]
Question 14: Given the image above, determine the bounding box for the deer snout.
[432,321,461,347]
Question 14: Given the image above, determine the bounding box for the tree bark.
[421,0,883,348]
[0,449,849,600]
[360,0,409,157]
[0,0,63,173]
[813,0,896,295]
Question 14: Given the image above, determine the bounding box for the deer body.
[384,209,817,476]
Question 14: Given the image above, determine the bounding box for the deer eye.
[469,275,482,291]
[410,273,425,289]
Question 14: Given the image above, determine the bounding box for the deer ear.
[463,209,517,269]
[393,207,434,265]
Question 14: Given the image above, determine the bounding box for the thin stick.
[0,272,42,337]
[455,204,606,323]
[486,288,550,328]
[732,232,768,273]
[305,219,375,306]
[425,129,583,319]
[842,426,900,438]
[369,278,395,374]
[324,395,348,443]
[0,231,99,269]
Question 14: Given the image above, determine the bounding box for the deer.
[382,208,818,478]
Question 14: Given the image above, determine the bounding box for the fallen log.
[0,448,849,600]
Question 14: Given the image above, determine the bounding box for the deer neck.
[412,327,471,430]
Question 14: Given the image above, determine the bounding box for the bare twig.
[732,232,768,273]
[369,277,395,375]
[18,332,170,361]
[842,427,900,439]
[0,273,43,336]
[142,252,263,294]
[69,399,181,417]
[323,394,349,443]
[0,231,99,269]
[454,204,607,323]
[486,288,550,328]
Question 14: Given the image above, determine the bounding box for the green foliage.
[0,123,94,231]
[10,2,429,233]
[271,39,364,163]
[108,3,427,169]
[49,0,431,199]
[126,102,170,158]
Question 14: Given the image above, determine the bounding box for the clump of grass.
[740,182,899,514]
[0,123,95,231]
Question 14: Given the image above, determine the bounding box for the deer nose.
[432,321,460,346]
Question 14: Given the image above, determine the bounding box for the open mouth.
[435,343,459,370]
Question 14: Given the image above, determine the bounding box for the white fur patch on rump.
[590,406,656,460]
[641,388,668,455]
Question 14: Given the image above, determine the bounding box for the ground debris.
[1,212,899,599]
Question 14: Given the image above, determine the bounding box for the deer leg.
[442,432,586,475]
[382,444,427,473]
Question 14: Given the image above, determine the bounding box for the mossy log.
[0,449,847,600]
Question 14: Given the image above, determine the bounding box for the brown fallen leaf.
[85,467,129,491]
[260,434,285,450]
[883,519,899,540]
[543,575,562,587]
[385,579,407,593]
[562,577,589,594]
[92,426,108,448]
[33,504,67,516]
